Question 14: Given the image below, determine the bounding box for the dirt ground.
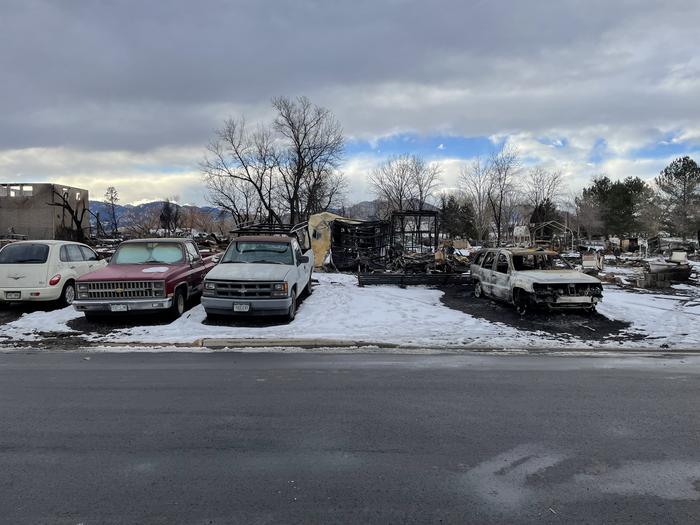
[439,283,641,343]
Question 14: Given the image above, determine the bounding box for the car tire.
[515,291,530,316]
[287,289,297,323]
[59,281,76,307]
[473,280,482,298]
[169,288,186,320]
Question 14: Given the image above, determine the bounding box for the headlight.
[153,281,165,289]
[271,282,288,297]
[78,283,88,291]
[78,292,89,299]
[205,282,216,290]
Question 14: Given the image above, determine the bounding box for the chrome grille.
[211,281,276,298]
[83,281,162,299]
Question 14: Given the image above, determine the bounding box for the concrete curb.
[195,338,400,349]
[193,338,700,354]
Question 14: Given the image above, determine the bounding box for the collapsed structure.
[0,183,90,240]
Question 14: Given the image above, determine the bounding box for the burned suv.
[470,248,603,314]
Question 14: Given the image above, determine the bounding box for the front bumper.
[201,296,293,316]
[534,295,601,309]
[73,298,173,313]
[0,287,62,302]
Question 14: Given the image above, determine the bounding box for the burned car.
[470,248,603,314]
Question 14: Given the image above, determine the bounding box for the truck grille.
[83,281,163,299]
[210,281,276,298]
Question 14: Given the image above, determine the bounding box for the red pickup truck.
[73,238,216,320]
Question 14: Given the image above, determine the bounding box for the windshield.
[112,242,184,265]
[0,243,49,264]
[512,253,572,271]
[222,241,294,265]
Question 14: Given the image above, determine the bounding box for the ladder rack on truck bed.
[230,222,311,248]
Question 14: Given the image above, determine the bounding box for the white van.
[0,241,107,306]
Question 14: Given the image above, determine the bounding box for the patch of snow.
[142,267,169,273]
[0,306,82,340]
[99,273,532,347]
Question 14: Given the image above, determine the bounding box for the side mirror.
[298,255,309,265]
[212,255,221,264]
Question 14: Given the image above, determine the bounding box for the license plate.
[556,296,592,304]
[5,292,20,300]
[110,304,128,312]
[233,303,250,312]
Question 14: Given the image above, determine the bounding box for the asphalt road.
[1,351,700,524]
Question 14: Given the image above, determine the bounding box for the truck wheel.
[169,288,186,320]
[473,281,482,298]
[287,290,297,322]
[59,281,75,307]
[304,277,313,297]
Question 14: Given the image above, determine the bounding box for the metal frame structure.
[330,219,391,271]
[230,221,311,249]
[390,210,439,255]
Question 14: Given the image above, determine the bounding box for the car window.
[482,251,495,269]
[222,241,294,265]
[112,242,184,264]
[473,252,485,266]
[0,243,49,264]
[185,242,200,261]
[293,243,303,263]
[495,253,509,273]
[63,244,85,262]
[79,245,98,261]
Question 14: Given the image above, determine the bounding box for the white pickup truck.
[471,248,603,314]
[201,225,314,322]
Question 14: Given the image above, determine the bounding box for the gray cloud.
[0,0,699,201]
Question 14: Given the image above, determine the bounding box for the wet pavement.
[1,351,699,524]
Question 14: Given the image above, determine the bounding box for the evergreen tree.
[654,156,700,239]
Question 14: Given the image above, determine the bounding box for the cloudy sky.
[1,0,699,205]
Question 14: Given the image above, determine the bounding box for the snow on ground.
[597,286,700,347]
[0,306,83,341]
[95,273,534,347]
[1,273,699,349]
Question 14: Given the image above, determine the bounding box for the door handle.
[70,266,76,269]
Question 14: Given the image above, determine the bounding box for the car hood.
[77,264,181,282]
[205,263,293,282]
[513,270,601,284]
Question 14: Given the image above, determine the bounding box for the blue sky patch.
[345,133,503,160]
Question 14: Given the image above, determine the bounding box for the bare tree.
[204,171,264,225]
[486,145,521,246]
[123,208,160,238]
[523,166,563,211]
[159,199,182,235]
[201,96,345,226]
[48,187,89,242]
[369,154,441,216]
[272,96,345,223]
[104,186,120,235]
[460,157,492,242]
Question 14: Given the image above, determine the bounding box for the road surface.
[1,351,699,524]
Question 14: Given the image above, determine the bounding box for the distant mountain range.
[88,199,438,228]
[89,200,225,224]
